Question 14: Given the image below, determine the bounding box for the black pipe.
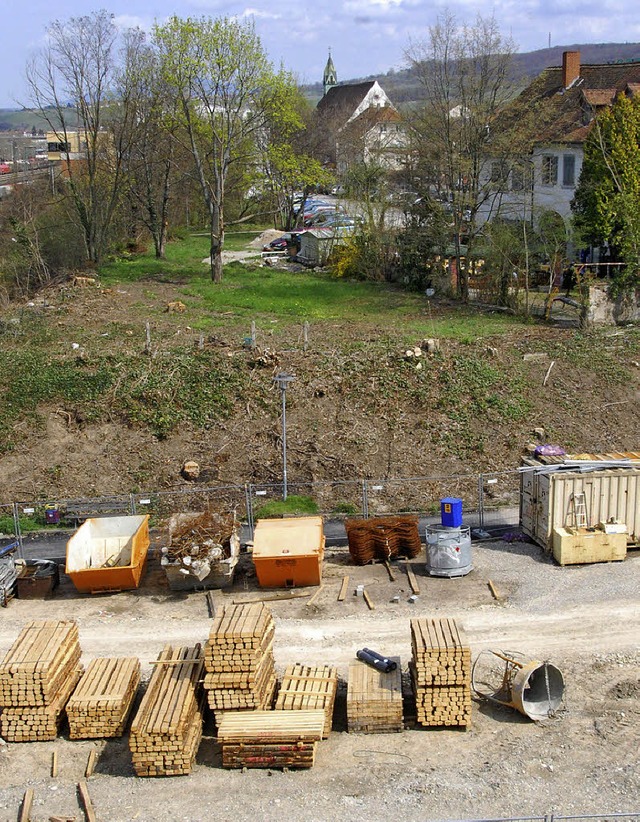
[356,648,397,673]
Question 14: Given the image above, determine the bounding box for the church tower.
[323,49,337,97]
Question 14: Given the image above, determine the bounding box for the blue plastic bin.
[440,497,463,528]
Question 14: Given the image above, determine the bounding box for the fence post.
[12,502,23,558]
[130,494,136,515]
[361,480,369,519]
[478,474,484,529]
[245,484,254,540]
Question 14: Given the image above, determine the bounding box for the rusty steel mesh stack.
[346,516,422,565]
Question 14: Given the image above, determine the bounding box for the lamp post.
[273,372,295,500]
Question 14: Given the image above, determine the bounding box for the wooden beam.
[305,585,324,607]
[337,576,349,602]
[51,750,58,778]
[383,561,396,582]
[78,781,96,822]
[206,591,216,618]
[362,589,375,611]
[488,579,501,601]
[19,789,34,822]
[85,749,97,778]
[406,563,420,595]
[231,591,310,604]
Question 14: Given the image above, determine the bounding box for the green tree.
[572,93,640,292]
[153,16,295,282]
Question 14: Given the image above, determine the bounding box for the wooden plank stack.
[129,645,204,777]
[347,657,403,733]
[410,617,472,728]
[67,657,141,739]
[217,709,325,769]
[0,620,82,742]
[203,603,276,713]
[275,664,337,738]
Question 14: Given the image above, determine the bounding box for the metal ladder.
[571,491,588,528]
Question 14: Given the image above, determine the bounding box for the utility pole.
[273,373,295,500]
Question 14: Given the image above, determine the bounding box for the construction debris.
[0,620,82,742]
[203,603,277,713]
[67,657,140,739]
[129,645,204,777]
[275,664,337,738]
[345,516,422,565]
[161,510,240,590]
[217,710,325,769]
[410,618,472,728]
[347,657,403,733]
[0,543,18,607]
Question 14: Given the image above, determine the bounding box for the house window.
[563,154,575,186]
[490,161,507,189]
[511,162,532,191]
[541,155,558,186]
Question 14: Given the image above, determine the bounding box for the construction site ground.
[0,536,639,822]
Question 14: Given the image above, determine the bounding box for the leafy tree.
[572,93,640,292]
[405,11,516,301]
[153,16,295,282]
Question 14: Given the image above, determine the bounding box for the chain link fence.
[3,470,523,549]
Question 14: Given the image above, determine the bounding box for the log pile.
[0,620,82,741]
[345,517,422,564]
[129,645,204,777]
[347,657,403,733]
[275,664,337,738]
[217,709,325,769]
[67,657,141,739]
[410,618,472,728]
[203,603,276,713]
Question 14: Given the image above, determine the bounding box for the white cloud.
[240,8,282,20]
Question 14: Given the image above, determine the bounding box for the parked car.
[263,233,293,252]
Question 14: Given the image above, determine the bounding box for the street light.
[273,372,295,500]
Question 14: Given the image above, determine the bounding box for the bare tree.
[27,11,130,265]
[406,11,517,300]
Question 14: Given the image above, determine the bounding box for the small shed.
[298,228,350,266]
[66,514,149,593]
[520,452,640,552]
[252,516,324,588]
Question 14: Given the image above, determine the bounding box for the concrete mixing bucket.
[511,660,564,720]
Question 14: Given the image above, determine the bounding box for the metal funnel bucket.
[472,650,564,721]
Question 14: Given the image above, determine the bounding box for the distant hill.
[304,42,640,106]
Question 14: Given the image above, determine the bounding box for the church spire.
[323,48,337,97]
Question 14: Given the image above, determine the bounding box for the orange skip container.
[66,515,150,593]
[252,516,324,588]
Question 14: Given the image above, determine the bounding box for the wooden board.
[275,664,337,737]
[346,658,403,734]
[67,657,140,739]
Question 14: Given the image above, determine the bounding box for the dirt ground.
[0,536,639,822]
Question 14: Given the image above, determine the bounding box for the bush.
[254,495,319,520]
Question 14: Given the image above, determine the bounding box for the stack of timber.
[217,709,325,769]
[67,657,141,739]
[0,620,82,742]
[203,603,277,713]
[346,517,422,565]
[275,664,337,737]
[410,618,471,728]
[129,645,204,777]
[347,657,403,733]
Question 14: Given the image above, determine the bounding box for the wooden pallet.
[203,603,276,715]
[0,621,81,707]
[217,709,325,769]
[410,618,472,728]
[67,657,141,739]
[129,645,203,777]
[275,664,337,738]
[1,666,83,742]
[347,657,403,734]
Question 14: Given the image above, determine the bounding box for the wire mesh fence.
[3,469,524,549]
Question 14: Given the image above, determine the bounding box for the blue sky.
[1,0,639,109]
